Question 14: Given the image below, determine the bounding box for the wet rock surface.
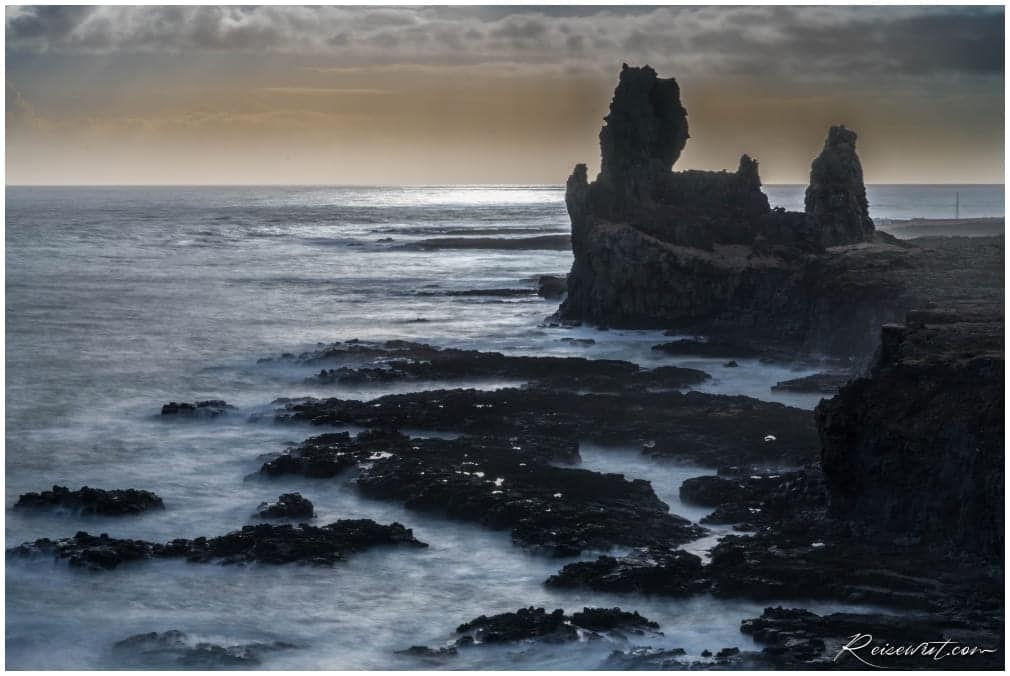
[294,340,709,392]
[263,429,701,556]
[275,387,819,468]
[546,547,705,595]
[14,485,164,516]
[771,372,851,394]
[111,630,296,668]
[652,339,762,359]
[410,606,661,654]
[255,493,315,519]
[160,400,235,418]
[9,520,427,570]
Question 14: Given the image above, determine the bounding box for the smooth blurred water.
[6,184,981,669]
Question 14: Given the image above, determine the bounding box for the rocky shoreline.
[8,64,1003,669]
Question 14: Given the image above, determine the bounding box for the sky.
[5,5,1005,185]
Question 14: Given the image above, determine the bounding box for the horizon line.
[6,182,1006,189]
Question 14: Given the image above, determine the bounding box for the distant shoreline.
[877,216,1004,238]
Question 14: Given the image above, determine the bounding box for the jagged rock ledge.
[9,519,426,571]
[14,485,164,516]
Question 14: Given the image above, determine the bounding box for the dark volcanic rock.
[569,607,659,633]
[160,400,235,418]
[112,630,296,668]
[261,430,701,555]
[300,340,709,392]
[817,306,1004,559]
[255,493,315,519]
[771,372,851,394]
[741,606,1002,668]
[546,548,704,595]
[445,606,660,648]
[598,64,689,190]
[602,647,688,669]
[9,520,426,571]
[354,435,703,556]
[10,531,159,571]
[537,274,568,299]
[652,339,762,359]
[456,607,576,644]
[276,387,820,468]
[556,65,921,362]
[14,485,164,516]
[805,126,875,247]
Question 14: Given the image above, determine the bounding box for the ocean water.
[4,184,1002,669]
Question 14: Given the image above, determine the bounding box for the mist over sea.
[4,184,1004,668]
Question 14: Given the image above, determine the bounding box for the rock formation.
[817,305,1004,559]
[805,125,875,246]
[558,64,914,361]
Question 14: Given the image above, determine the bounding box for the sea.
[4,184,1004,669]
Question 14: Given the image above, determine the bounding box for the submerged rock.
[14,485,164,516]
[255,493,315,520]
[111,630,296,668]
[160,400,235,418]
[9,519,427,571]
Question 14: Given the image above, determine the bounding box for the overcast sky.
[5,5,1005,185]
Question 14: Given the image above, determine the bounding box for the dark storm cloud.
[5,5,1003,81]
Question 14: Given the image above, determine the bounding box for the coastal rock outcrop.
[255,493,315,519]
[557,64,913,362]
[805,125,875,247]
[9,519,427,570]
[817,305,1004,559]
[14,485,164,516]
[407,606,660,655]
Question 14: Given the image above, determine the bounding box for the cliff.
[559,64,915,362]
[817,303,1004,559]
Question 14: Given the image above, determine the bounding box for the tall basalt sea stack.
[559,64,912,363]
[805,125,876,247]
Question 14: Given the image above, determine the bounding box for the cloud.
[5,5,1003,83]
